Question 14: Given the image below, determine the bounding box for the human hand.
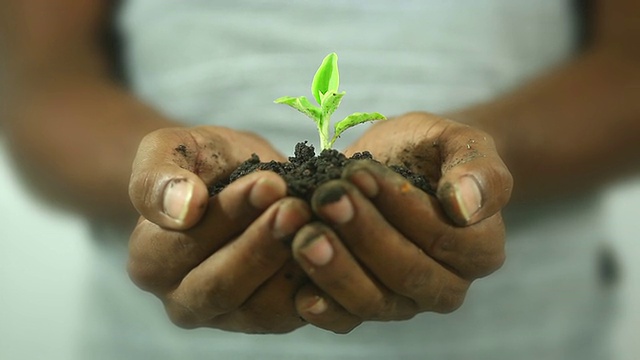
[290,112,513,333]
[129,126,286,229]
[128,126,313,333]
[344,111,513,225]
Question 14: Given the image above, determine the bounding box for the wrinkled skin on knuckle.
[128,168,160,212]
[397,255,435,297]
[199,281,241,316]
[127,257,164,293]
[432,283,469,314]
[350,293,391,320]
[128,222,197,290]
[475,246,506,278]
[381,295,419,321]
[241,247,280,275]
[468,215,507,278]
[320,271,358,295]
[127,223,167,291]
[165,302,202,330]
[166,280,240,328]
[429,230,456,255]
[485,170,513,207]
[218,289,303,334]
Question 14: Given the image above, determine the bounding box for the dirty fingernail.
[316,186,354,224]
[300,234,334,266]
[455,175,482,222]
[305,296,328,315]
[163,179,193,223]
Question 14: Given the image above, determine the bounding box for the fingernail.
[300,234,334,266]
[455,175,482,222]
[305,296,328,315]
[316,186,354,224]
[249,177,281,209]
[163,179,193,223]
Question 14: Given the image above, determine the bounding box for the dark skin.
[1,0,639,334]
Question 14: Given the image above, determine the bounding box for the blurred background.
[0,144,91,360]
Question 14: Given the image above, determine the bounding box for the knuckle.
[437,294,466,314]
[128,222,185,291]
[165,304,200,330]
[398,257,434,296]
[127,223,164,291]
[129,169,161,213]
[494,249,507,270]
[200,280,241,315]
[481,249,507,276]
[470,220,507,278]
[432,283,469,314]
[243,248,278,273]
[350,293,388,320]
[127,258,158,291]
[167,282,240,329]
[234,299,301,334]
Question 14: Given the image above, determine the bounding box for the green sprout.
[275,53,386,150]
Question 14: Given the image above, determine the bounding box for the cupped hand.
[291,112,513,333]
[127,126,313,333]
[343,111,512,225]
[129,125,286,230]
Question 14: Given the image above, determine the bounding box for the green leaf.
[311,53,340,105]
[330,112,386,147]
[320,91,345,118]
[274,96,322,123]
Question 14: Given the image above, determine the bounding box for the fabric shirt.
[79,1,614,359]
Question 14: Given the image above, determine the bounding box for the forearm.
[2,72,179,229]
[451,49,640,202]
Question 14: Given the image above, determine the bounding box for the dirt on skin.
[209,142,434,201]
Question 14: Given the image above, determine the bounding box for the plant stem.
[319,114,330,150]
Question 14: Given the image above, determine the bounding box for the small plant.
[275,53,386,150]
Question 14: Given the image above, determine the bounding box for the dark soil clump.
[209,142,433,201]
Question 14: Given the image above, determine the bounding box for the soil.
[209,141,434,201]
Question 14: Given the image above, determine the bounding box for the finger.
[434,122,513,225]
[165,197,311,324]
[204,261,309,334]
[311,181,470,313]
[292,222,418,320]
[343,161,506,279]
[128,171,287,293]
[129,127,238,230]
[295,283,361,334]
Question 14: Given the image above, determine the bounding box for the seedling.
[275,53,386,150]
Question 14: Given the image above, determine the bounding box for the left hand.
[291,112,513,333]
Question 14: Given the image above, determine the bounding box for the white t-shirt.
[80,1,615,359]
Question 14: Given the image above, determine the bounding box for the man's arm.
[452,0,640,202]
[0,0,178,229]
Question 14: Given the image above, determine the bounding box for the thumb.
[436,125,513,226]
[129,127,233,230]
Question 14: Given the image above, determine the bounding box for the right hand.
[128,126,312,333]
